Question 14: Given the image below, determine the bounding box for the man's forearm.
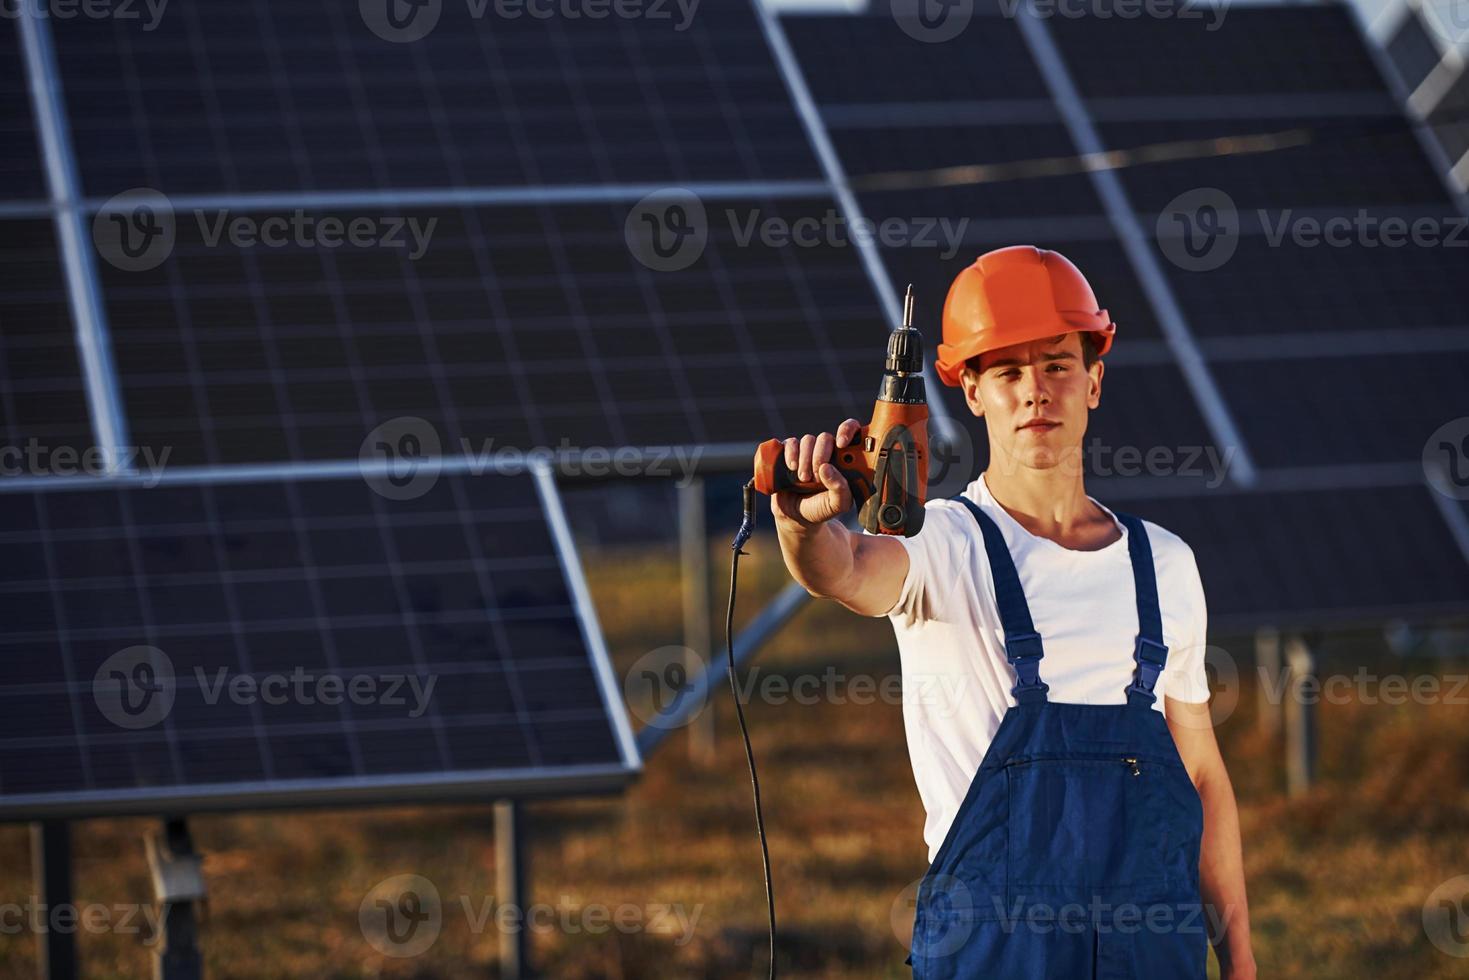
[774,513,856,599]
[1198,767,1256,977]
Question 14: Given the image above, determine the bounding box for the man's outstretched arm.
[769,418,909,617]
[1167,698,1257,980]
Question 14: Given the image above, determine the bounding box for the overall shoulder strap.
[1114,511,1170,708]
[953,496,1048,704]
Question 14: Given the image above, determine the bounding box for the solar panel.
[52,0,819,196]
[0,468,637,819]
[1210,352,1469,469]
[1127,483,1469,629]
[0,219,95,457]
[1100,115,1452,215]
[97,196,879,466]
[1051,6,1386,100]
[779,8,1047,104]
[1160,235,1469,339]
[0,18,48,202]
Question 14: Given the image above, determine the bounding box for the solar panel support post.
[1255,626,1283,737]
[495,800,528,980]
[679,478,716,763]
[30,820,78,980]
[1283,635,1317,798]
[145,817,206,980]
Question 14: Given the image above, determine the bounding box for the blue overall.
[906,497,1208,979]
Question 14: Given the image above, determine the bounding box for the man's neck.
[982,464,1120,551]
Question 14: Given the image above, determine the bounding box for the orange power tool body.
[752,286,930,537]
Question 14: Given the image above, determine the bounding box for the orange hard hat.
[934,245,1115,387]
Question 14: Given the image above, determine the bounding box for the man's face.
[958,332,1103,474]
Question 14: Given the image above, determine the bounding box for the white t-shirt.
[873,472,1211,862]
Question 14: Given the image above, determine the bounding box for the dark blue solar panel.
[1052,5,1386,100]
[1159,237,1469,338]
[1212,352,1469,468]
[0,219,94,458]
[97,197,882,466]
[781,8,1046,104]
[0,470,633,817]
[1,18,48,201]
[52,0,819,196]
[1128,484,1469,628]
[1103,114,1452,215]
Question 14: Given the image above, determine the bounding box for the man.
[769,246,1255,978]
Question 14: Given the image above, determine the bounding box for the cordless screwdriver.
[750,284,930,537]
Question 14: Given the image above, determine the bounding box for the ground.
[1,541,1466,978]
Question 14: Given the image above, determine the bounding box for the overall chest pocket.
[1005,754,1174,894]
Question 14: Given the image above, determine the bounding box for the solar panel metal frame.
[0,458,641,822]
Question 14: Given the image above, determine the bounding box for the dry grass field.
[1,539,1466,978]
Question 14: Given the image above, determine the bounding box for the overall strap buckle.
[1006,631,1049,703]
[1125,634,1169,707]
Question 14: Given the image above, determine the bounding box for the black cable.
[728,479,776,979]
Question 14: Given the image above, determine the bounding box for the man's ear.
[1087,359,1104,410]
[960,366,985,417]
